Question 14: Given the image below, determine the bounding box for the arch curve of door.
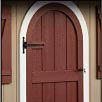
[20,1,89,102]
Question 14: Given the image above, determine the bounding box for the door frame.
[19,1,89,102]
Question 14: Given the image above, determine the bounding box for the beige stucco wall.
[2,1,101,102]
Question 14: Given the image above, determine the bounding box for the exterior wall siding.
[78,2,101,102]
[89,4,101,102]
[2,4,17,102]
[2,1,101,102]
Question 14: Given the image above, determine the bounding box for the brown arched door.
[26,3,83,102]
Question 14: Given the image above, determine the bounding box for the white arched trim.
[20,1,89,102]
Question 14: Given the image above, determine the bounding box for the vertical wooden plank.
[78,80,83,102]
[55,11,66,102]
[42,11,55,72]
[78,40,83,70]
[43,83,54,102]
[27,18,42,102]
[32,19,42,102]
[42,11,54,102]
[66,17,77,70]
[27,50,33,102]
[67,82,78,102]
[55,11,66,70]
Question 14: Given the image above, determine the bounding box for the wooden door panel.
[42,11,55,71]
[55,11,66,70]
[27,18,42,102]
[42,11,55,102]
[67,17,77,70]
[54,11,67,102]
[55,83,66,102]
[27,4,83,102]
[67,82,78,102]
[43,83,54,102]
[32,71,81,83]
[32,84,42,102]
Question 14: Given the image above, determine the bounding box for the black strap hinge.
[23,37,44,54]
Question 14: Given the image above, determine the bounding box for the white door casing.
[20,1,89,102]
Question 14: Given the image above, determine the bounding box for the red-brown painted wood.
[27,18,42,102]
[2,5,12,84]
[27,3,83,102]
[54,11,67,102]
[32,71,82,83]
[42,11,55,102]
[67,82,77,102]
[96,7,102,79]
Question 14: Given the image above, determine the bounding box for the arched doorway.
[20,1,89,102]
